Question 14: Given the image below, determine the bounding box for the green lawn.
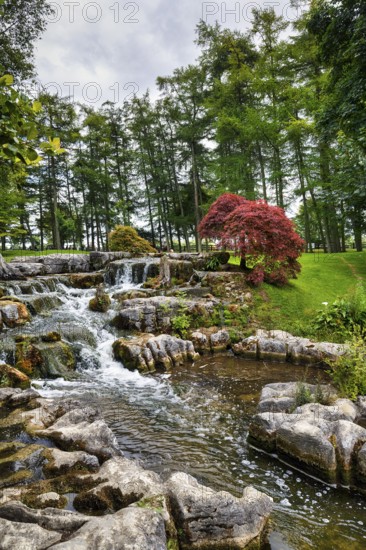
[2,249,88,261]
[230,251,366,340]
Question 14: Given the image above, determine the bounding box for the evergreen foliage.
[108,226,156,254]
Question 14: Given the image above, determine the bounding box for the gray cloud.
[34,0,306,105]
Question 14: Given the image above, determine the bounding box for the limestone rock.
[276,419,337,477]
[356,396,366,418]
[69,272,104,288]
[42,448,100,477]
[0,299,30,328]
[0,443,45,489]
[0,517,62,549]
[0,253,24,281]
[74,456,164,513]
[190,330,210,353]
[0,364,30,389]
[9,253,90,275]
[51,506,167,550]
[0,387,21,404]
[332,420,366,472]
[357,443,366,480]
[89,285,111,312]
[255,330,346,365]
[113,334,199,373]
[249,382,366,486]
[257,382,337,415]
[0,501,89,532]
[210,329,231,352]
[166,471,272,549]
[38,407,121,461]
[258,337,287,362]
[15,335,76,379]
[89,250,132,271]
[111,295,217,334]
[22,294,63,315]
[106,258,159,286]
[233,336,258,360]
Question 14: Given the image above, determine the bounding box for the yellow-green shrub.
[108,226,156,254]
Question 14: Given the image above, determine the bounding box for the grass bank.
[230,251,366,341]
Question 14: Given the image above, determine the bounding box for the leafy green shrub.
[326,331,366,400]
[108,225,156,254]
[314,283,366,338]
[204,256,220,271]
[171,313,191,338]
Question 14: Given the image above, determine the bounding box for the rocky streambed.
[1,252,366,549]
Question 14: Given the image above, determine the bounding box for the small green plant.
[204,256,220,271]
[171,313,191,337]
[325,330,366,400]
[294,381,313,407]
[171,291,191,337]
[159,302,171,314]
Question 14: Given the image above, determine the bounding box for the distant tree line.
[1,0,365,253]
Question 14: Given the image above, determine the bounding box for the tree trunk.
[191,143,202,252]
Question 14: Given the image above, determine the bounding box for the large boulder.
[111,296,218,334]
[74,456,164,513]
[0,501,90,532]
[249,382,366,486]
[68,272,104,288]
[0,299,30,328]
[42,448,100,477]
[0,517,62,549]
[15,335,76,379]
[22,294,63,315]
[0,364,30,389]
[51,507,167,550]
[0,253,24,281]
[37,407,121,461]
[89,250,132,271]
[166,472,272,549]
[113,334,199,373]
[9,253,90,275]
[257,382,337,414]
[234,330,346,365]
[89,285,111,313]
[0,442,45,489]
[276,418,337,478]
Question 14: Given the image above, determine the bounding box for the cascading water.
[1,266,365,550]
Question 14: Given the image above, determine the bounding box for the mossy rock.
[0,364,31,389]
[15,336,76,379]
[89,294,111,313]
[41,331,61,343]
[21,472,101,505]
[0,300,31,328]
[0,443,44,489]
[69,273,104,289]
[22,491,68,510]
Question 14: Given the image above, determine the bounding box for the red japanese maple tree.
[199,193,304,286]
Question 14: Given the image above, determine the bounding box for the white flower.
[322,302,328,306]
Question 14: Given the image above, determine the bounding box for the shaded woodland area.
[1,1,365,253]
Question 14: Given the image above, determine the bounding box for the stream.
[1,263,366,549]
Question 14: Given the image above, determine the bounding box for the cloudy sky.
[34,0,305,105]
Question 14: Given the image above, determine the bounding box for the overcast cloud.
[33,0,306,106]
